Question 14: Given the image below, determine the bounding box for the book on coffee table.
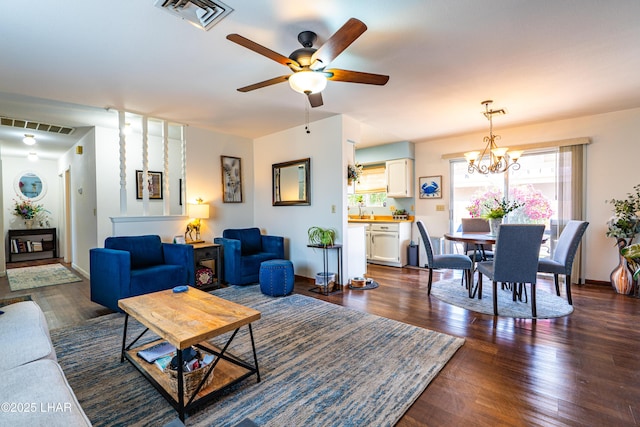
[137,341,175,363]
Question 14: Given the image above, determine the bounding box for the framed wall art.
[136,170,163,200]
[419,175,442,199]
[221,155,243,203]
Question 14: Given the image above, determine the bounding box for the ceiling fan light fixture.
[23,134,36,145]
[288,71,327,95]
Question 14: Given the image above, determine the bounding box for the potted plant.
[480,197,524,236]
[308,226,337,247]
[347,164,363,184]
[607,184,640,294]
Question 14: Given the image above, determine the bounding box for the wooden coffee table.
[118,288,261,421]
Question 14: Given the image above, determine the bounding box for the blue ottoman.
[259,259,294,297]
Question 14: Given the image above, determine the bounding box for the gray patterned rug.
[50,285,464,426]
[430,277,574,319]
[7,263,82,291]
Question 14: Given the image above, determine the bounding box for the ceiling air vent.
[0,115,75,135]
[155,0,233,31]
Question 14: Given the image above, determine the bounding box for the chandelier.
[464,100,522,174]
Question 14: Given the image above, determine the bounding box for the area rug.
[430,277,574,319]
[50,285,464,426]
[7,263,82,291]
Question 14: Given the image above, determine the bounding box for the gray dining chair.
[461,218,494,261]
[416,220,473,295]
[477,224,545,317]
[537,220,589,305]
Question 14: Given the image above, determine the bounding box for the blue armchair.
[214,227,284,285]
[90,235,194,312]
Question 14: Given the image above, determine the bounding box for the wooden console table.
[7,228,57,263]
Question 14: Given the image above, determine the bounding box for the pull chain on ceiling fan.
[226,18,389,108]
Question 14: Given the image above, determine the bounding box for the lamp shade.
[288,71,327,94]
[188,203,209,219]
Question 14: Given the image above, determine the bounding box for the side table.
[307,244,343,295]
[190,243,223,290]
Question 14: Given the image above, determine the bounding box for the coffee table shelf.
[124,340,256,405]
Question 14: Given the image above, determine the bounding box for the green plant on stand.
[308,226,337,247]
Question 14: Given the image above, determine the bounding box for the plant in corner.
[606,184,640,294]
[308,226,337,247]
[605,184,640,241]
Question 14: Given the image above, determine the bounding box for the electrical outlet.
[331,204,336,213]
[436,204,445,212]
[410,205,414,211]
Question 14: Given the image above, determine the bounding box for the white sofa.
[0,301,91,426]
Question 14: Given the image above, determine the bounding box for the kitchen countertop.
[348,215,414,224]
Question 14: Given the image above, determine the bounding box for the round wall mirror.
[14,171,47,201]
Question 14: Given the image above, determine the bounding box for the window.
[348,164,387,207]
[451,149,559,257]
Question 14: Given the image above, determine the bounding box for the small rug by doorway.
[50,285,464,426]
[430,277,574,319]
[7,263,82,291]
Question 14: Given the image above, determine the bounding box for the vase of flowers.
[480,197,525,236]
[606,185,640,294]
[12,199,48,228]
[467,186,550,224]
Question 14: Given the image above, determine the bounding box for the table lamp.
[186,198,209,244]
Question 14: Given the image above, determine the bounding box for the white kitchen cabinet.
[385,158,414,198]
[367,222,411,267]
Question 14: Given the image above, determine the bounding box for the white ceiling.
[1,0,640,160]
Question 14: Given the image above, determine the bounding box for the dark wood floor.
[2,259,639,426]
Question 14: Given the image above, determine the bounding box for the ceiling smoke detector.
[154,0,233,31]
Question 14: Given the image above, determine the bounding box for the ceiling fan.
[226,18,389,108]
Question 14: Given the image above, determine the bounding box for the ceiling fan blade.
[310,18,367,71]
[326,69,389,85]
[237,75,290,92]
[227,34,300,68]
[308,92,323,108]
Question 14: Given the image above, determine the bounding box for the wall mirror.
[14,170,47,201]
[273,158,310,206]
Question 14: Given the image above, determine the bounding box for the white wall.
[254,115,348,279]
[2,156,61,272]
[414,107,640,282]
[57,129,97,277]
[2,157,60,231]
[184,125,254,241]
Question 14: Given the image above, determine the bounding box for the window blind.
[355,164,386,194]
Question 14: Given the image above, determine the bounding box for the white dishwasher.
[369,223,400,265]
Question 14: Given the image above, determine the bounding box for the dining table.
[444,231,497,298]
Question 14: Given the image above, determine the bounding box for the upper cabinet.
[386,158,414,198]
